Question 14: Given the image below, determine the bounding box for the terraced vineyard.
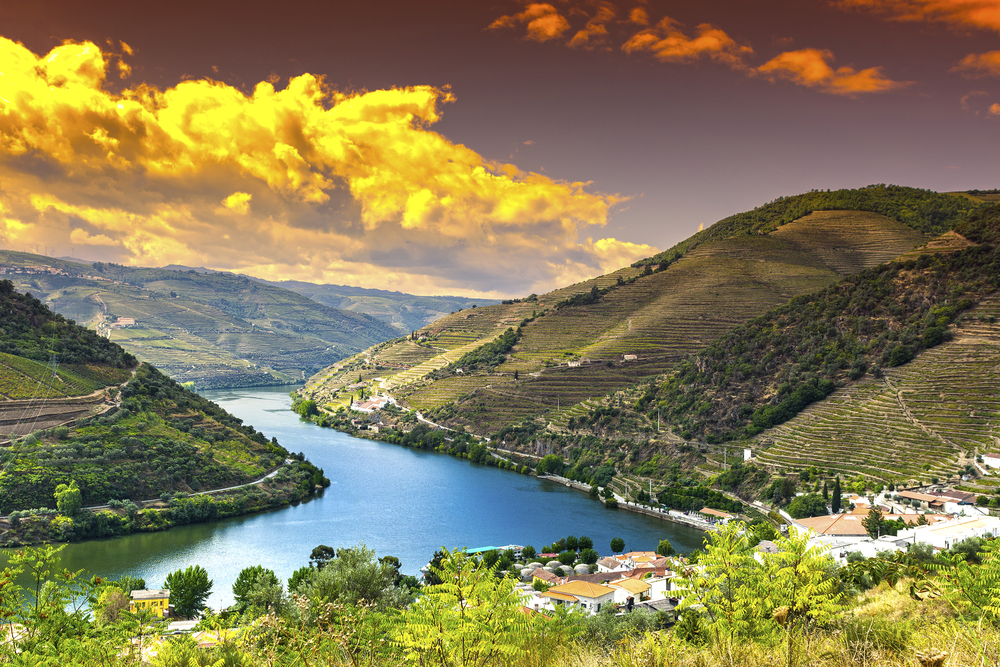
[0,251,399,388]
[754,297,1000,483]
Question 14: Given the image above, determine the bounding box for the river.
[15,385,706,609]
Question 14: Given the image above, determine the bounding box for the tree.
[610,537,625,554]
[565,535,579,551]
[310,544,337,570]
[862,507,884,539]
[521,545,536,561]
[298,543,410,612]
[579,548,599,565]
[232,565,284,615]
[831,477,842,514]
[54,480,82,516]
[822,480,829,501]
[786,493,829,519]
[656,539,675,557]
[295,399,319,418]
[578,536,594,550]
[164,565,213,619]
[395,549,534,667]
[557,550,576,566]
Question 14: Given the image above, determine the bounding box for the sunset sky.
[1,0,998,297]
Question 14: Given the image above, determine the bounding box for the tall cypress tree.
[822,480,829,501]
[832,477,842,514]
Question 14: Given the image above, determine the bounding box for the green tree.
[520,545,536,561]
[610,537,625,554]
[394,549,535,666]
[54,480,82,516]
[310,544,337,570]
[786,493,829,519]
[557,550,576,566]
[831,477,842,514]
[298,543,410,612]
[578,536,594,550]
[232,565,284,615]
[656,539,675,557]
[164,565,213,619]
[295,399,319,418]
[579,548,599,565]
[862,507,884,539]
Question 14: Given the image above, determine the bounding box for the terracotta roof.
[700,508,734,519]
[613,578,651,594]
[622,551,657,559]
[899,491,939,503]
[547,581,616,599]
[622,567,670,579]
[797,513,944,536]
[531,569,563,584]
[597,557,621,569]
[566,573,615,584]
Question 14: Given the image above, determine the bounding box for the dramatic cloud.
[952,50,1000,77]
[567,2,616,49]
[488,3,571,42]
[0,37,650,297]
[837,0,1000,33]
[622,17,753,69]
[757,48,908,95]
[489,3,902,96]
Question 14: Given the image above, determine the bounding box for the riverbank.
[0,458,328,547]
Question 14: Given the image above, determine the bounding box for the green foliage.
[656,539,675,557]
[652,243,999,441]
[610,537,625,553]
[164,565,213,619]
[535,454,565,476]
[232,565,284,616]
[394,548,537,666]
[296,543,411,613]
[786,493,829,519]
[54,480,82,516]
[295,399,319,418]
[0,279,137,368]
[446,327,521,374]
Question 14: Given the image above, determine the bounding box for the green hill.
[0,281,329,545]
[298,186,980,436]
[0,253,399,389]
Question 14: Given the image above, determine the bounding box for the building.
[540,581,616,614]
[610,577,651,605]
[983,452,1000,469]
[795,511,941,538]
[897,515,1000,550]
[110,317,136,328]
[130,589,170,617]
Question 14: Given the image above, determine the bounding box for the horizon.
[1,0,998,298]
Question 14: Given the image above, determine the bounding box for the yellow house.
[130,589,170,617]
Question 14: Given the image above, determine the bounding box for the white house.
[983,452,1000,469]
[896,515,1000,551]
[541,581,616,614]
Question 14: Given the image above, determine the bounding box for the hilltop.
[0,281,329,545]
[298,185,981,437]
[0,253,399,389]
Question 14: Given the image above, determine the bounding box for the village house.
[540,581,616,614]
[129,589,171,617]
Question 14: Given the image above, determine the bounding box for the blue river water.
[27,385,706,608]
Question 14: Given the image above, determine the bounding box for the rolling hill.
[298,186,982,438]
[259,280,499,333]
[0,253,399,389]
[0,280,329,545]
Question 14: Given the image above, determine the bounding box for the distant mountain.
[0,252,399,389]
[259,279,500,333]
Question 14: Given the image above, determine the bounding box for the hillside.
[261,280,499,333]
[298,186,980,436]
[0,281,329,544]
[0,252,399,389]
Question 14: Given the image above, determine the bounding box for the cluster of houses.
[514,551,679,618]
[791,491,1000,563]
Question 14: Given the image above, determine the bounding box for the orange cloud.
[989,102,1000,115]
[952,50,1000,77]
[489,3,571,42]
[628,7,650,25]
[622,17,753,69]
[837,0,1000,33]
[568,2,617,49]
[0,37,644,296]
[757,48,908,95]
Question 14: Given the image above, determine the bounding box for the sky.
[0,0,998,298]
